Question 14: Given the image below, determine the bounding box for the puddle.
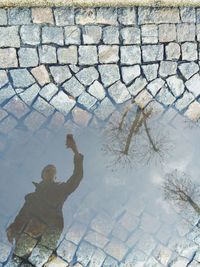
[0,102,200,266]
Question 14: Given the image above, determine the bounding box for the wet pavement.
[1,102,200,266]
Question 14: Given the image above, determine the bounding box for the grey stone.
[48,111,65,130]
[88,81,106,100]
[0,84,15,104]
[75,8,96,25]
[98,45,119,63]
[142,64,158,81]
[19,83,40,105]
[104,238,128,261]
[197,8,200,24]
[166,43,181,60]
[120,45,141,65]
[50,65,72,84]
[32,7,54,24]
[0,9,7,25]
[38,45,57,64]
[39,83,59,101]
[141,25,158,44]
[119,212,139,232]
[0,26,20,47]
[18,47,39,67]
[112,224,129,242]
[96,8,118,25]
[121,65,141,85]
[185,74,200,97]
[102,256,118,267]
[8,8,31,25]
[70,64,80,73]
[121,27,140,44]
[175,91,194,111]
[4,256,21,267]
[89,248,106,267]
[10,69,35,88]
[54,7,74,26]
[184,100,200,121]
[178,62,199,80]
[78,92,97,109]
[103,26,119,44]
[79,46,98,65]
[64,26,81,44]
[182,42,197,61]
[159,61,177,77]
[33,96,55,117]
[98,64,120,87]
[4,96,30,119]
[118,7,136,25]
[197,24,200,42]
[31,65,50,86]
[66,222,87,245]
[76,241,95,266]
[177,23,195,42]
[57,239,77,263]
[166,75,185,97]
[147,78,165,96]
[0,70,8,88]
[138,7,180,24]
[57,46,77,64]
[82,25,102,44]
[156,86,176,105]
[142,44,163,62]
[50,91,76,115]
[159,24,176,42]
[0,242,11,262]
[63,76,85,97]
[0,115,17,134]
[94,97,115,120]
[76,67,99,86]
[128,76,147,96]
[84,230,109,248]
[180,7,196,23]
[0,48,18,68]
[42,26,64,45]
[108,80,131,104]
[140,213,161,234]
[28,244,52,267]
[91,213,115,236]
[124,249,147,265]
[24,111,46,131]
[136,233,156,256]
[20,25,40,45]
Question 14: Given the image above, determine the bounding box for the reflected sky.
[1,103,200,266]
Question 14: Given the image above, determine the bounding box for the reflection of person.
[6,134,84,256]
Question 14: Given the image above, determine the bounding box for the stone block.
[121,27,140,44]
[121,65,141,85]
[63,76,85,97]
[38,45,57,64]
[88,81,105,100]
[177,23,195,42]
[165,42,181,60]
[50,65,72,84]
[76,66,99,86]
[57,46,78,64]
[32,8,54,24]
[39,83,59,101]
[10,69,35,88]
[141,25,158,44]
[50,91,76,116]
[0,48,18,68]
[182,42,197,61]
[0,26,20,47]
[20,25,40,45]
[142,44,163,62]
[64,26,81,44]
[103,26,119,44]
[142,64,158,81]
[79,46,98,65]
[54,7,74,26]
[108,80,131,104]
[82,25,102,44]
[18,47,39,67]
[31,65,50,86]
[159,24,176,42]
[0,9,7,25]
[120,45,141,64]
[42,26,64,45]
[8,8,31,25]
[96,8,118,25]
[159,61,177,77]
[98,45,119,63]
[98,64,120,87]
[118,7,136,25]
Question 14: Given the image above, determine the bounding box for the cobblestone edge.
[1,0,200,8]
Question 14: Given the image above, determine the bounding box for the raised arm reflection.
[6,134,84,259]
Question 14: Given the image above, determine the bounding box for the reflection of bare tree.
[163,170,200,215]
[102,100,171,170]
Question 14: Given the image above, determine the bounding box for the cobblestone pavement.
[0,104,200,267]
[1,5,200,267]
[0,6,200,141]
